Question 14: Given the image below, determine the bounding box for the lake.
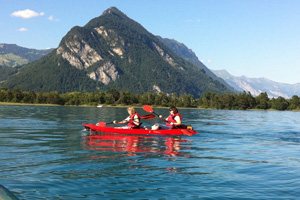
[1,105,300,199]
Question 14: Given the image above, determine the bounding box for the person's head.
[169,106,178,114]
[127,106,136,115]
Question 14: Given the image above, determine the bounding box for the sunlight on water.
[1,105,300,199]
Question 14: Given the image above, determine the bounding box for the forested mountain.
[0,43,54,67]
[212,69,300,98]
[1,7,233,97]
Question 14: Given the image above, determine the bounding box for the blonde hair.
[127,106,136,115]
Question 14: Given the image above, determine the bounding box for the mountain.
[1,7,233,97]
[0,43,54,67]
[212,69,300,98]
[157,36,236,92]
[0,44,54,83]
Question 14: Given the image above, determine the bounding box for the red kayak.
[82,124,198,136]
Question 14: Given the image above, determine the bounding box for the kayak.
[0,184,20,200]
[82,124,198,136]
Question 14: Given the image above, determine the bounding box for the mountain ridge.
[0,43,54,67]
[157,36,236,92]
[212,69,300,98]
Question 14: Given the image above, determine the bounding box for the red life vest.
[166,113,182,127]
[127,113,141,128]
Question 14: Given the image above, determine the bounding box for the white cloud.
[48,15,54,21]
[48,15,59,21]
[11,9,44,19]
[18,28,28,32]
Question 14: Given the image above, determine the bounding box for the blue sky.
[1,0,300,84]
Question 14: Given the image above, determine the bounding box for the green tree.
[22,91,36,103]
[62,92,81,105]
[181,94,195,107]
[94,92,106,104]
[105,93,115,105]
[140,92,155,105]
[236,91,249,110]
[12,88,24,103]
[215,93,234,109]
[117,91,134,105]
[154,92,170,106]
[272,96,289,110]
[200,91,216,108]
[246,92,256,109]
[46,91,64,105]
[288,95,300,110]
[0,90,5,102]
[170,93,179,107]
[255,92,270,109]
[35,92,47,104]
[107,88,120,102]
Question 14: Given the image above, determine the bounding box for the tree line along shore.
[0,88,300,111]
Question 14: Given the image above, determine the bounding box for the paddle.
[97,114,155,127]
[142,105,160,117]
[143,105,170,121]
[97,122,114,127]
[141,114,155,119]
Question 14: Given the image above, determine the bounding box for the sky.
[1,0,300,84]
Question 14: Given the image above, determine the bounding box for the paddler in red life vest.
[151,106,182,130]
[113,106,141,129]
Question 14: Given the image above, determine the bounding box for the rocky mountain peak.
[102,7,122,15]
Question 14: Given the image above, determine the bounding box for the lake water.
[1,105,300,199]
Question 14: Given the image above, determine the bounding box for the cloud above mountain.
[11,9,44,19]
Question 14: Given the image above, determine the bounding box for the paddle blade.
[98,122,107,127]
[143,105,153,113]
[141,114,155,119]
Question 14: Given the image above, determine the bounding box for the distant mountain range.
[212,69,300,98]
[0,7,232,98]
[0,43,54,67]
[3,39,299,99]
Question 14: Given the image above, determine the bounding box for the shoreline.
[1,102,299,112]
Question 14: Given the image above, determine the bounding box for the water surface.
[1,105,300,199]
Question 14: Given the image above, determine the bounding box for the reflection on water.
[82,133,191,158]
